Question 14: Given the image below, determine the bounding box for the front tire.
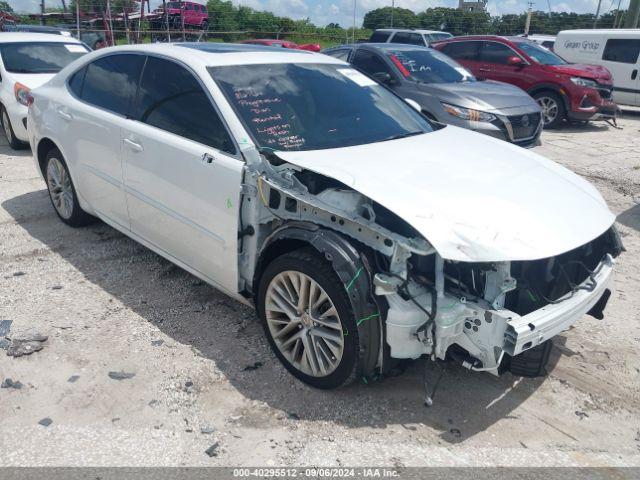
[257,248,360,389]
[1,106,28,150]
[534,91,565,129]
[44,148,95,227]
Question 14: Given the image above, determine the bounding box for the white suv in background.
[0,33,89,149]
[555,29,640,107]
[369,28,452,46]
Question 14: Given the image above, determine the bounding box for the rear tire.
[257,248,361,389]
[533,91,565,129]
[1,106,28,150]
[44,148,95,227]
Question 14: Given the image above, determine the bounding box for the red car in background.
[153,1,208,29]
[432,35,618,128]
[240,39,321,52]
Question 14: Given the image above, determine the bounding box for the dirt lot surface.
[1,114,639,467]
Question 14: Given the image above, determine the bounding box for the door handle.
[57,108,72,121]
[632,69,638,80]
[123,137,143,152]
[201,153,215,164]
[479,68,491,72]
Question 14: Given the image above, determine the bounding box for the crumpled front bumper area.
[502,253,614,356]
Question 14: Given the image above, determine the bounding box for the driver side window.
[134,56,235,154]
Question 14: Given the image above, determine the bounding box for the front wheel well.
[252,237,310,300]
[36,138,59,176]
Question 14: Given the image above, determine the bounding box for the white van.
[555,29,640,107]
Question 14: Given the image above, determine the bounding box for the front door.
[478,41,529,90]
[122,55,244,293]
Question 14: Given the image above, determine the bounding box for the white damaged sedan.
[28,43,623,389]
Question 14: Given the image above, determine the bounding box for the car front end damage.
[238,145,623,384]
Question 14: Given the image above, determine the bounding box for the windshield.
[0,42,89,74]
[515,41,566,65]
[387,48,475,84]
[426,33,452,43]
[210,63,433,151]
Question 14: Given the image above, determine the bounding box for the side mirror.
[507,56,526,67]
[372,72,393,84]
[404,98,422,112]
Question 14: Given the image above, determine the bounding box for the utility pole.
[40,0,45,26]
[162,0,170,42]
[524,1,533,36]
[352,0,356,43]
[75,0,80,38]
[625,0,640,28]
[593,0,602,27]
[390,0,394,28]
[613,0,622,27]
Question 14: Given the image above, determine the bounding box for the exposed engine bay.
[237,148,624,384]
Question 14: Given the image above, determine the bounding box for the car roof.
[83,42,344,67]
[434,35,529,43]
[0,32,82,43]
[558,28,640,34]
[336,42,433,52]
[375,28,448,34]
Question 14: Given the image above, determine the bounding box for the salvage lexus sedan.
[323,43,543,147]
[28,43,622,389]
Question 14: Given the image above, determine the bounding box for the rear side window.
[440,41,480,60]
[135,56,235,154]
[370,31,392,42]
[324,48,351,61]
[479,41,515,64]
[390,32,425,46]
[68,66,86,97]
[602,39,640,64]
[352,50,393,77]
[81,54,144,116]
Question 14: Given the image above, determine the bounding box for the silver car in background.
[323,43,543,147]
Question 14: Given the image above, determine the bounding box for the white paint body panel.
[278,126,615,262]
[121,120,244,293]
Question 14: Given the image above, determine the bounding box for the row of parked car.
[322,28,634,145]
[9,35,621,389]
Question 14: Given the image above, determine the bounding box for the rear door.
[122,55,244,292]
[64,53,145,230]
[438,41,482,76]
[601,38,640,106]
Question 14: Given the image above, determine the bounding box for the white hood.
[277,126,615,262]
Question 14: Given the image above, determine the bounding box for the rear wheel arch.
[36,138,60,176]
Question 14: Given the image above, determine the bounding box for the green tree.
[0,1,13,13]
[363,7,419,29]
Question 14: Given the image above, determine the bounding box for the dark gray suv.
[323,43,543,147]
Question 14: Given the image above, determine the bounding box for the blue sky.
[8,0,631,28]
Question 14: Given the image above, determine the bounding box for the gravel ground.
[1,114,639,467]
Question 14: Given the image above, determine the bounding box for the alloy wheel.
[537,96,559,125]
[46,157,74,220]
[264,270,344,377]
